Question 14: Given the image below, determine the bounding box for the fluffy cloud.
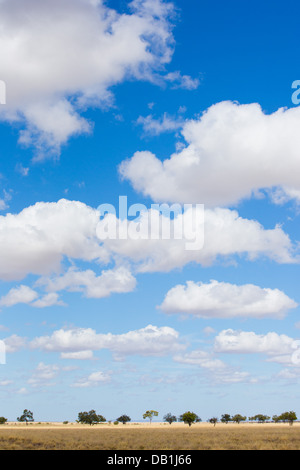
[174,349,226,370]
[31,293,64,309]
[0,285,38,307]
[0,190,12,211]
[0,0,177,156]
[100,207,296,271]
[3,334,26,353]
[38,266,136,299]
[210,369,254,385]
[211,329,300,375]
[27,362,60,387]
[72,370,112,388]
[0,199,108,281]
[214,329,297,357]
[61,350,94,360]
[137,112,185,135]
[159,280,298,319]
[173,349,255,384]
[0,285,63,309]
[0,199,296,283]
[164,71,200,90]
[120,101,300,207]
[30,324,185,359]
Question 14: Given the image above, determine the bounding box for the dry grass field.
[0,422,300,450]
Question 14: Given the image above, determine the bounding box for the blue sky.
[1,0,300,423]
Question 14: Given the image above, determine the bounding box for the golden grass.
[0,423,300,450]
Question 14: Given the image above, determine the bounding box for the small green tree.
[143,410,158,424]
[272,415,280,423]
[17,409,34,425]
[209,417,218,427]
[163,413,177,425]
[221,414,232,424]
[116,415,131,425]
[232,414,246,424]
[77,410,106,426]
[0,417,7,425]
[179,411,200,427]
[254,414,270,423]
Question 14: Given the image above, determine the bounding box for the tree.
[143,410,158,424]
[272,415,280,423]
[179,411,200,427]
[249,414,270,423]
[209,417,218,427]
[0,417,7,425]
[221,414,232,424]
[279,411,297,426]
[256,414,270,423]
[232,414,246,424]
[163,413,177,425]
[77,410,106,426]
[17,409,34,425]
[116,415,131,425]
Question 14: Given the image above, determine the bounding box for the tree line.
[0,409,297,426]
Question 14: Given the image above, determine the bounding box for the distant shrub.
[209,417,218,427]
[116,415,131,425]
[179,412,200,427]
[163,413,177,425]
[77,410,106,426]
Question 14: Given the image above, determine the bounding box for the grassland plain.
[0,422,300,450]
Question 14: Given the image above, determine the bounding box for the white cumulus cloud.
[99,207,296,271]
[0,199,108,281]
[30,324,185,359]
[72,370,112,388]
[159,280,298,319]
[0,285,38,307]
[0,199,296,288]
[0,0,177,157]
[38,266,136,299]
[214,329,297,357]
[120,101,300,207]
